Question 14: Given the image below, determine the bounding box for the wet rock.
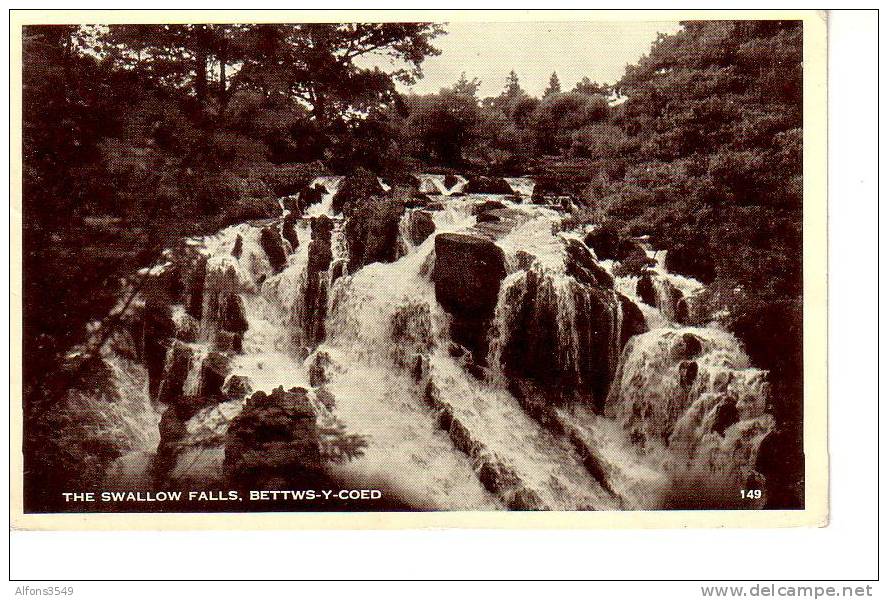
[637,272,657,306]
[583,224,621,260]
[671,333,703,361]
[222,374,253,400]
[300,184,327,209]
[231,235,243,259]
[618,243,656,276]
[215,331,243,354]
[618,294,647,347]
[464,175,515,195]
[143,299,177,399]
[316,386,336,410]
[678,360,698,387]
[282,215,299,251]
[432,233,507,359]
[472,199,507,215]
[221,294,248,335]
[260,227,288,274]
[302,215,334,347]
[712,400,739,436]
[477,459,521,493]
[345,196,405,272]
[477,212,500,223]
[157,340,193,405]
[565,239,614,289]
[330,261,346,284]
[331,168,386,214]
[443,174,461,190]
[425,201,444,211]
[199,351,230,400]
[407,210,436,246]
[224,387,322,486]
[186,255,208,320]
[308,351,332,387]
[390,302,435,370]
[514,250,536,271]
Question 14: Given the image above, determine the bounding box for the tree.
[574,76,606,96]
[543,71,561,96]
[452,71,481,99]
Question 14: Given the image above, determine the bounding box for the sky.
[375,21,683,99]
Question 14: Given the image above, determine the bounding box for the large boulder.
[463,176,515,195]
[344,195,405,272]
[432,233,507,359]
[618,294,647,348]
[260,227,288,274]
[565,239,614,289]
[583,224,621,261]
[199,351,230,400]
[224,387,322,487]
[407,210,436,246]
[157,340,194,405]
[282,214,300,251]
[636,272,657,306]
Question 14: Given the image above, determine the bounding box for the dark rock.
[443,173,461,190]
[671,333,703,361]
[407,210,436,246]
[619,243,656,276]
[332,168,387,214]
[618,294,647,347]
[464,176,515,195]
[678,360,698,387]
[514,250,536,271]
[308,351,332,387]
[472,199,507,215]
[330,260,346,284]
[425,201,444,211]
[215,331,243,354]
[260,227,288,274]
[231,235,243,259]
[508,487,546,511]
[282,215,299,251]
[477,459,521,493]
[222,375,253,400]
[143,298,177,400]
[637,272,657,306]
[199,351,230,399]
[157,341,193,405]
[302,216,334,347]
[186,255,208,320]
[221,294,248,334]
[675,296,690,325]
[477,212,501,223]
[584,224,621,261]
[224,387,322,486]
[712,400,739,436]
[300,184,327,210]
[345,195,405,272]
[565,239,614,289]
[316,386,336,410]
[432,233,507,359]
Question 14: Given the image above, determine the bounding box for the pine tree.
[543,71,561,96]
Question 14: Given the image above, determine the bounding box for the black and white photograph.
[12,10,828,527]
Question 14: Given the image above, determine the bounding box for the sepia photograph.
[11,10,828,527]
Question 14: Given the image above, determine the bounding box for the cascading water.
[75,172,779,510]
[304,176,346,217]
[503,177,535,201]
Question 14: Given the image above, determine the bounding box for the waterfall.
[604,327,774,504]
[415,173,468,196]
[66,171,781,511]
[304,175,345,217]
